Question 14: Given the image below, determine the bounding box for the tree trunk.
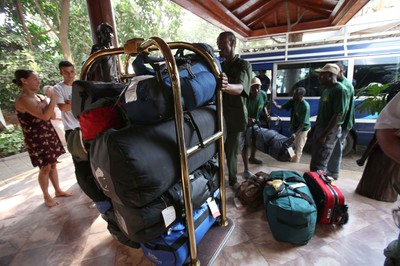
[58,0,73,63]
[16,0,33,50]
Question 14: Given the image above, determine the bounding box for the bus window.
[353,56,400,92]
[276,61,349,97]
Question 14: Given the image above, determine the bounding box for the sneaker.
[249,157,262,164]
[243,170,255,179]
[326,172,339,180]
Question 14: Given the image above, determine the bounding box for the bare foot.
[44,197,60,207]
[55,191,72,197]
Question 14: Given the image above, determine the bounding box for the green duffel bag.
[263,170,317,245]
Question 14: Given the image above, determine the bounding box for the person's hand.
[247,117,256,126]
[50,93,59,103]
[217,72,228,92]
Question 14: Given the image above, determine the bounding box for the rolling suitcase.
[303,171,349,225]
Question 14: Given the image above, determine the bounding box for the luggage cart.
[80,37,234,265]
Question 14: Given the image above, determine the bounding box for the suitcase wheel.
[338,212,349,225]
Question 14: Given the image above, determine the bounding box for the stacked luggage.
[71,40,225,265]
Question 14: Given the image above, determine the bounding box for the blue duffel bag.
[121,43,220,125]
[263,170,317,245]
[141,191,220,266]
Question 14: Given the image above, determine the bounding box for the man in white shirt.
[53,60,109,210]
[53,61,80,138]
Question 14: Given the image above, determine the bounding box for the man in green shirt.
[309,63,348,174]
[327,62,355,178]
[217,31,252,189]
[273,87,310,162]
[241,77,269,179]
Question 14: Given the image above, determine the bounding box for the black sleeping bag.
[90,105,219,208]
[245,124,294,162]
[112,158,219,243]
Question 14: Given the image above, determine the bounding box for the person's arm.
[218,72,244,95]
[15,94,57,121]
[376,129,400,164]
[356,134,377,166]
[272,100,282,110]
[53,86,72,112]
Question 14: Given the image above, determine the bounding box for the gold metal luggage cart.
[80,37,234,265]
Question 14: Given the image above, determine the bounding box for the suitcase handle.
[316,170,334,183]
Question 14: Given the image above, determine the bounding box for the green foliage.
[0,125,25,157]
[114,0,183,44]
[69,1,91,64]
[0,0,222,114]
[355,82,392,115]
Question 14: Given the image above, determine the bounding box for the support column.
[86,0,119,48]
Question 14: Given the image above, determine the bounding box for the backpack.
[79,97,125,141]
[237,171,268,208]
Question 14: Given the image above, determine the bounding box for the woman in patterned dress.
[14,69,71,207]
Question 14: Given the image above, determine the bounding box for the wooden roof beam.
[171,0,252,37]
[250,18,332,38]
[331,0,370,25]
[247,0,285,28]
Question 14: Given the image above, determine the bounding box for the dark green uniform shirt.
[221,55,252,132]
[282,98,311,132]
[340,77,355,130]
[247,90,268,122]
[317,82,348,127]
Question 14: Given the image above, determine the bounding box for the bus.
[240,22,400,155]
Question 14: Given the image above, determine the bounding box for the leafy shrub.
[0,125,25,158]
[355,82,391,115]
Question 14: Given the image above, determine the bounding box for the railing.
[240,19,400,62]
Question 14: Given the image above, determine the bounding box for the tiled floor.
[0,149,398,266]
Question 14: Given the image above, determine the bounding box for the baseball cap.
[251,77,262,86]
[315,63,340,75]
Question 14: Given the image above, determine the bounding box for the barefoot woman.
[14,69,71,207]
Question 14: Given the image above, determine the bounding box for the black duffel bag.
[111,158,219,243]
[90,105,219,207]
[71,80,126,118]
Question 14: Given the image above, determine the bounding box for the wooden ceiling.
[171,0,370,40]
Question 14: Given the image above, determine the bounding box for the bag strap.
[270,182,313,204]
[276,217,308,229]
[185,111,205,148]
[79,91,88,114]
[269,188,313,205]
